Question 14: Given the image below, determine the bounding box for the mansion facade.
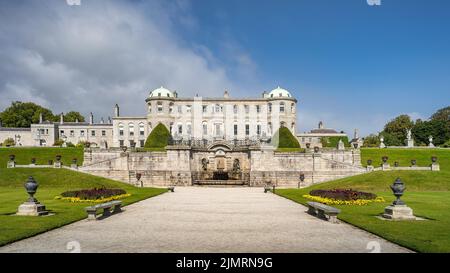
[1,86,300,148]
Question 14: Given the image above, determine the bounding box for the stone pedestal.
[383,205,415,220]
[54,161,62,168]
[7,161,15,168]
[366,165,374,172]
[407,139,414,148]
[17,202,48,216]
[431,163,440,171]
[71,164,78,169]
[382,163,390,171]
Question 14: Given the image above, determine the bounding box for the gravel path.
[0,187,411,253]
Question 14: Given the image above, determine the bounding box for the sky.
[0,0,449,136]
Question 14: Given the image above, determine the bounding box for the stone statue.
[233,159,241,173]
[406,129,414,148]
[337,139,345,150]
[429,135,435,148]
[201,158,208,171]
[379,136,386,148]
[407,129,412,141]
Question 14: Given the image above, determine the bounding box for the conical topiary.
[144,123,171,148]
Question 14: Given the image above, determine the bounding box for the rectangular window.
[202,105,207,113]
[280,103,285,113]
[245,124,250,136]
[157,102,163,112]
[60,130,64,136]
[102,130,106,136]
[119,129,124,136]
[129,140,135,147]
[140,129,145,136]
[234,124,238,136]
[80,130,85,136]
[119,140,124,147]
[203,124,208,135]
[91,130,96,137]
[178,125,183,134]
[257,125,261,135]
[140,140,145,147]
[233,105,238,114]
[244,105,249,114]
[186,105,192,113]
[256,105,261,113]
[70,130,74,136]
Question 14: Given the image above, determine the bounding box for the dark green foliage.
[61,111,85,123]
[431,106,450,122]
[362,134,380,147]
[320,136,350,148]
[310,189,377,201]
[413,119,450,146]
[272,126,300,148]
[61,188,126,200]
[0,101,55,128]
[53,139,65,146]
[381,115,414,146]
[144,123,171,148]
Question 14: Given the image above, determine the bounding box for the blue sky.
[0,0,449,136]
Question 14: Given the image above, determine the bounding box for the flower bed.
[303,189,385,206]
[55,188,131,203]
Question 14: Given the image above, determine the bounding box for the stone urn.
[9,154,15,161]
[431,156,438,163]
[394,161,399,167]
[85,142,91,148]
[313,146,320,153]
[72,158,77,164]
[121,146,127,152]
[136,173,142,181]
[411,159,417,166]
[299,173,305,182]
[31,158,36,164]
[367,159,373,166]
[306,143,311,149]
[382,156,388,163]
[55,155,62,162]
[24,176,39,203]
[390,178,406,205]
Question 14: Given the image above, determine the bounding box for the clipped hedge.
[272,126,300,148]
[320,136,350,148]
[144,123,171,148]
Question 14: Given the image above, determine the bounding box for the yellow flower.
[302,194,385,206]
[55,194,131,203]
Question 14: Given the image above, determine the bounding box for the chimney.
[114,104,120,117]
[224,90,229,98]
[89,112,94,124]
[108,116,112,124]
[60,113,64,124]
[39,113,43,124]
[100,117,104,124]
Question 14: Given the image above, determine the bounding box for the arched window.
[139,123,145,136]
[129,123,135,136]
[119,124,124,136]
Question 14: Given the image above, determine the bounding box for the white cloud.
[0,0,250,120]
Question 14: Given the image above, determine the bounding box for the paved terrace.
[0,187,410,253]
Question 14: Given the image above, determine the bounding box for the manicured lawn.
[277,148,450,253]
[0,168,167,247]
[0,147,83,168]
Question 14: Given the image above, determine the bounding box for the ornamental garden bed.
[303,189,385,205]
[55,188,131,203]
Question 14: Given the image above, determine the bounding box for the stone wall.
[80,146,366,188]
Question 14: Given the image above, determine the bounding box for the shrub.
[442,139,450,148]
[309,189,377,201]
[76,141,90,148]
[3,138,15,147]
[65,142,75,147]
[61,188,127,200]
[144,123,171,148]
[272,126,300,148]
[53,139,65,146]
[320,136,350,148]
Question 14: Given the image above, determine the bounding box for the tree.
[431,106,450,122]
[0,101,55,128]
[413,119,450,146]
[362,134,380,147]
[62,111,85,122]
[381,115,414,146]
[144,123,171,148]
[272,126,300,148]
[2,138,15,147]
